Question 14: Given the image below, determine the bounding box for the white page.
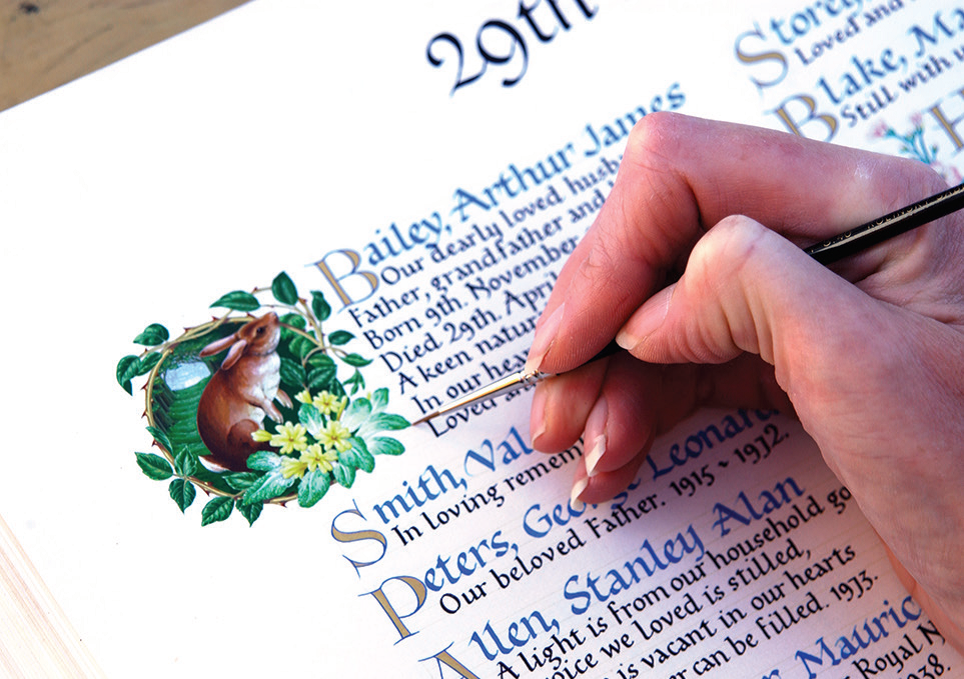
[0,1,962,677]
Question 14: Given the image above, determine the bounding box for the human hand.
[526,113,964,649]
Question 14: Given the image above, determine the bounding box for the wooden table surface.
[0,0,249,112]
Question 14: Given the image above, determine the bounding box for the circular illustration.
[117,272,409,526]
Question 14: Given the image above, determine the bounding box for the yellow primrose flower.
[280,455,309,479]
[318,420,352,453]
[295,388,313,405]
[270,421,309,455]
[302,443,339,473]
[313,391,347,418]
[251,428,273,443]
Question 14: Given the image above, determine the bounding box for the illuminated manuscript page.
[0,1,962,677]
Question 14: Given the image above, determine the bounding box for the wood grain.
[0,515,106,678]
[0,0,249,112]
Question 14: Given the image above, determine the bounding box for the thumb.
[615,214,893,406]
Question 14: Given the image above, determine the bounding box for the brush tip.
[410,413,437,427]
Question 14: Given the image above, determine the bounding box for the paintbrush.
[412,182,964,426]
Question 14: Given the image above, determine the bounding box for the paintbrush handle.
[804,182,964,264]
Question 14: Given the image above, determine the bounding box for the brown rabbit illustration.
[196,312,292,471]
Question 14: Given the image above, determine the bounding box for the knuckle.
[623,112,684,171]
[687,215,769,284]
[892,156,950,201]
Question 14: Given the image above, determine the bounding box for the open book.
[1,1,962,677]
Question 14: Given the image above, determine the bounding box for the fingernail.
[525,303,565,373]
[570,477,589,506]
[616,284,674,351]
[529,386,548,446]
[583,396,608,477]
[585,435,606,477]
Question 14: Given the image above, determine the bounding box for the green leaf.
[333,463,356,489]
[344,397,372,422]
[133,323,170,346]
[146,426,173,453]
[370,436,405,456]
[201,496,235,526]
[341,353,372,367]
[307,353,335,369]
[280,312,306,329]
[329,330,354,346]
[280,357,306,388]
[174,447,198,477]
[371,388,389,410]
[348,438,375,473]
[298,470,331,508]
[246,451,281,472]
[306,354,336,387]
[338,450,358,472]
[343,369,364,395]
[370,413,411,431]
[307,364,337,391]
[135,452,173,480]
[210,291,260,311]
[242,471,296,505]
[136,351,163,376]
[357,450,376,473]
[221,471,262,492]
[169,478,197,513]
[271,272,299,306]
[311,291,331,322]
[290,336,314,361]
[237,500,263,526]
[116,355,140,394]
[299,404,323,434]
[328,378,347,398]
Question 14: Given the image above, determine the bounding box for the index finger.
[526,112,939,374]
